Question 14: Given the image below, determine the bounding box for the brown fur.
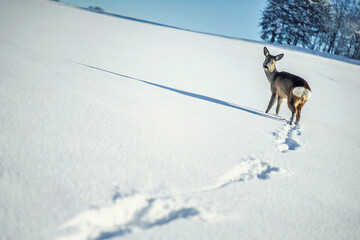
[263,47,311,124]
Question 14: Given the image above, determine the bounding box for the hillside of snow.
[1,0,360,239]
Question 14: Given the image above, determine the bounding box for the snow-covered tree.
[260,0,360,60]
[348,1,360,58]
[260,0,285,43]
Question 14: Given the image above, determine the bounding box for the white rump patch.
[304,89,312,100]
[292,87,312,100]
[292,87,305,98]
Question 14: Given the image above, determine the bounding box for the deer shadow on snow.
[73,62,285,122]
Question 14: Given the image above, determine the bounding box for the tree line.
[260,0,360,60]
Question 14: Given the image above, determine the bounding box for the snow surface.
[1,0,360,239]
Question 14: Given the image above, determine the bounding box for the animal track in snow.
[273,124,303,153]
[57,155,288,240]
[172,157,286,197]
[58,193,199,240]
[57,156,283,240]
[217,157,281,187]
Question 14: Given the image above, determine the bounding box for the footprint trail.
[273,123,303,153]
[57,122,305,239]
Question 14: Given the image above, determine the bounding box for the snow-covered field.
[1,0,360,239]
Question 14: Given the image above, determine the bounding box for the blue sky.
[61,0,267,41]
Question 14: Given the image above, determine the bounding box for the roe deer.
[263,47,312,124]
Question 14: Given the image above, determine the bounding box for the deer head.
[263,47,284,72]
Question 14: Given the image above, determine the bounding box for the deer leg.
[265,93,277,113]
[295,101,306,124]
[287,99,297,125]
[276,97,284,115]
[295,110,301,124]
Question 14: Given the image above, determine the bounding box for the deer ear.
[275,54,284,61]
[264,47,270,57]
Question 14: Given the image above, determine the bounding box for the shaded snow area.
[1,0,360,239]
